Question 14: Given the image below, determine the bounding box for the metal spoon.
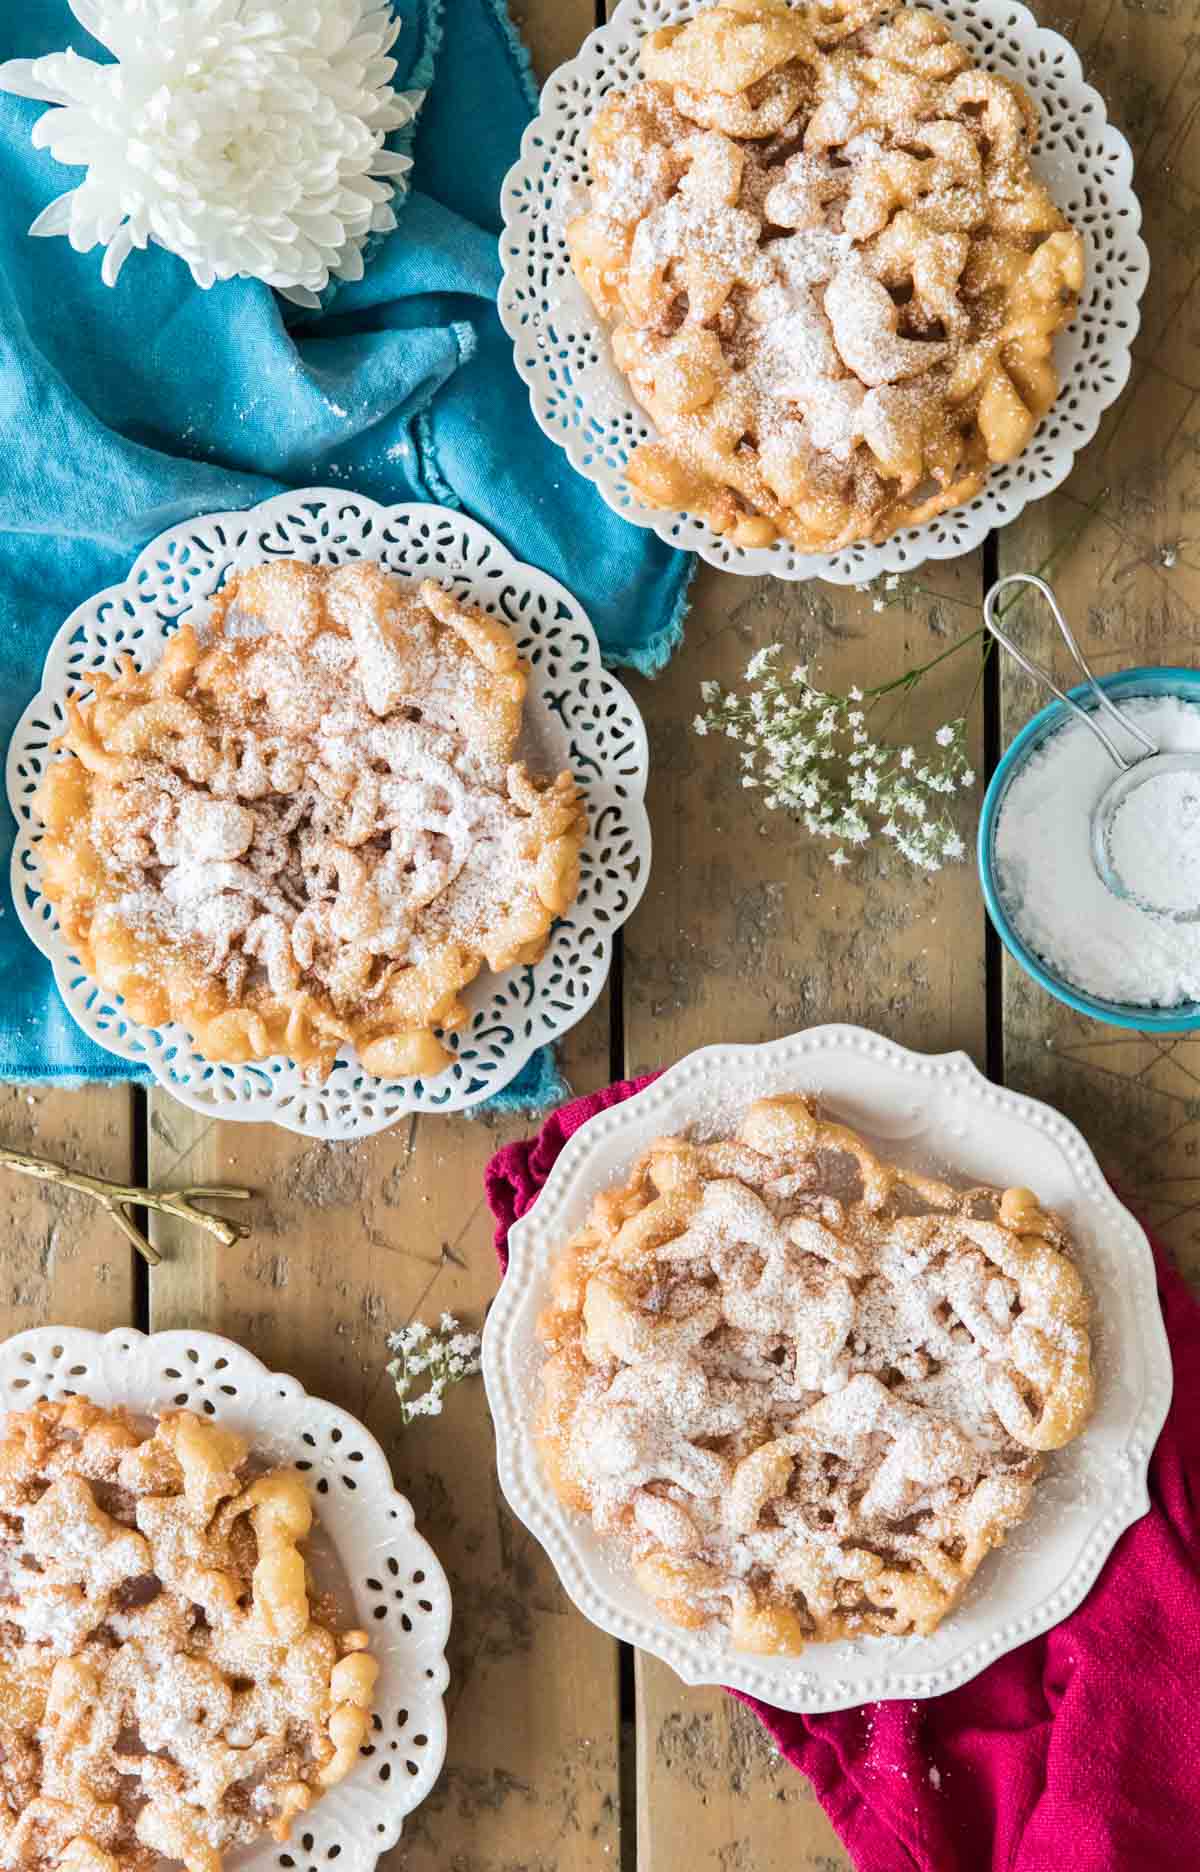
[983,573,1200,921]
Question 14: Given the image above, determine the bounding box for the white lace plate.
[0,1325,449,1871]
[6,490,650,1138]
[498,0,1149,582]
[483,1026,1172,1711]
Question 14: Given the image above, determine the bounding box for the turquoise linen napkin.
[0,0,690,1104]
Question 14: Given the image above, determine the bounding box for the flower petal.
[100,224,133,287]
[28,189,78,238]
[333,242,365,282]
[0,58,69,103]
[66,0,117,50]
[277,283,323,310]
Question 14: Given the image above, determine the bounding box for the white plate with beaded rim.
[5,488,651,1139]
[0,1326,449,1871]
[498,0,1149,583]
[483,1025,1172,1712]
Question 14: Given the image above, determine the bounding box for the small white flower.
[692,649,972,875]
[700,680,721,703]
[693,716,708,736]
[0,0,421,304]
[829,848,850,868]
[746,645,779,680]
[885,575,900,591]
[872,597,885,612]
[390,1312,480,1425]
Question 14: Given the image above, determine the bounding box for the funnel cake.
[567,0,1085,550]
[0,1399,377,1872]
[34,560,587,1083]
[536,1094,1094,1654]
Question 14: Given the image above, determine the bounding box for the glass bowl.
[978,666,1200,1033]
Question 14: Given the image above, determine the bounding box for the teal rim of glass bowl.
[978,666,1200,1033]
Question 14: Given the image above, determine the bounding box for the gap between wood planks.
[594,0,640,1850]
[132,1085,150,1332]
[983,530,1004,1088]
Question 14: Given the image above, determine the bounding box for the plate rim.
[0,1321,450,1865]
[482,1024,1173,1711]
[498,0,1150,583]
[6,487,652,1131]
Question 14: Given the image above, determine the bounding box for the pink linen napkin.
[485,1076,1200,1872]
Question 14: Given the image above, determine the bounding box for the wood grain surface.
[0,0,1194,1868]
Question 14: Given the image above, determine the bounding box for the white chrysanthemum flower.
[0,0,422,305]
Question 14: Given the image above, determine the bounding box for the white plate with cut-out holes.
[7,489,650,1137]
[499,0,1148,582]
[484,1027,1172,1711]
[0,1327,449,1871]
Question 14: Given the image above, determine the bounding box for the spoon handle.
[983,573,1158,772]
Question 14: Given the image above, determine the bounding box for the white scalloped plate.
[499,0,1149,582]
[483,1026,1172,1711]
[6,490,651,1138]
[0,1326,448,1872]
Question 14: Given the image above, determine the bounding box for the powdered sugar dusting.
[537,1094,1094,1650]
[40,558,586,1079]
[565,0,1084,551]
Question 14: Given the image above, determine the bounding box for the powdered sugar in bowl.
[979,667,1200,1032]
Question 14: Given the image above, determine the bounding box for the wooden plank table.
[2,1,1194,1868]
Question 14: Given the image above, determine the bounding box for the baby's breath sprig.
[696,647,975,872]
[854,571,979,616]
[386,1314,482,1426]
[696,490,1112,873]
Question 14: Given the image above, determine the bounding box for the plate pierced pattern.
[483,1027,1173,1712]
[499,0,1149,582]
[6,491,650,1137]
[0,1327,449,1872]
